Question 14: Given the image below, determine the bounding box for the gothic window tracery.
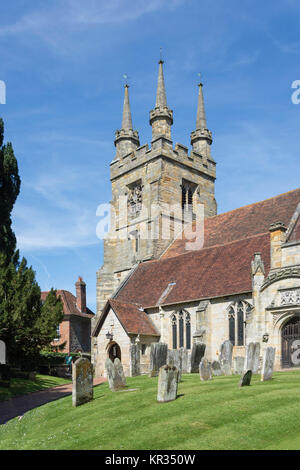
[227,300,252,346]
[181,180,196,216]
[127,183,142,217]
[171,310,191,350]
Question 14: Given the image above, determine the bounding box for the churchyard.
[0,374,70,402]
[1,370,300,450]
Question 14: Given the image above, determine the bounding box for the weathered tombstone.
[179,347,189,374]
[233,356,245,375]
[190,342,206,373]
[105,357,127,391]
[149,343,168,377]
[220,340,233,367]
[261,347,276,382]
[72,357,93,407]
[220,359,232,376]
[239,370,252,387]
[0,340,6,364]
[244,342,255,371]
[157,365,178,403]
[211,360,222,376]
[167,349,181,382]
[199,358,212,381]
[252,343,260,374]
[130,343,140,377]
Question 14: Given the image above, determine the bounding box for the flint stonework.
[220,340,233,367]
[72,357,93,407]
[239,370,252,387]
[233,356,245,375]
[157,365,178,403]
[190,342,206,373]
[199,359,212,381]
[261,347,276,381]
[105,357,127,391]
[150,343,168,377]
[211,361,222,376]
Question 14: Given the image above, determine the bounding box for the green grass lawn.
[1,371,300,450]
[0,375,71,402]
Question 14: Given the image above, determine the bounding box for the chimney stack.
[75,276,86,313]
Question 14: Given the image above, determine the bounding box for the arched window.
[186,313,191,350]
[179,311,184,348]
[227,301,251,346]
[172,315,177,349]
[171,310,191,350]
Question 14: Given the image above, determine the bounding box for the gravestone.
[199,358,212,381]
[105,357,127,391]
[220,340,233,367]
[252,343,261,374]
[72,357,93,407]
[190,342,206,373]
[179,348,189,374]
[0,340,6,364]
[244,342,255,371]
[130,343,140,377]
[167,349,181,382]
[220,359,232,376]
[261,347,276,382]
[233,356,245,375]
[149,343,168,377]
[211,360,222,376]
[239,370,252,387]
[157,365,178,403]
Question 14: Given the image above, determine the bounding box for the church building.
[92,60,300,377]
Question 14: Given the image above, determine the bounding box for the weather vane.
[198,72,203,85]
[160,47,163,62]
[123,73,129,86]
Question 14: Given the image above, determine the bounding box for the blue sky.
[1,0,300,311]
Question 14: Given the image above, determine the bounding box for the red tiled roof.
[163,188,300,258]
[92,299,160,337]
[41,290,94,319]
[116,232,271,308]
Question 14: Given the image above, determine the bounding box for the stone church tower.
[96,61,217,315]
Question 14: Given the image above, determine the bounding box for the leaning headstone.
[179,348,189,374]
[0,340,6,364]
[149,343,168,377]
[167,349,181,382]
[211,361,222,376]
[199,358,212,381]
[220,340,233,367]
[239,370,252,387]
[157,365,178,403]
[130,343,140,377]
[233,356,245,375]
[72,357,93,407]
[244,342,255,371]
[105,357,127,391]
[261,347,276,382]
[190,342,206,373]
[252,343,260,374]
[220,359,232,376]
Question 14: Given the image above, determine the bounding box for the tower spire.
[122,84,133,130]
[190,80,213,158]
[149,59,173,142]
[155,60,167,108]
[114,84,139,158]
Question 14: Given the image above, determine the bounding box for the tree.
[0,118,21,261]
[0,119,64,365]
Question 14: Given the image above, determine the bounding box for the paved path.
[0,377,106,425]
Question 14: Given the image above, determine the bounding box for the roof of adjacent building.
[114,188,300,308]
[163,188,300,258]
[41,290,94,319]
[92,299,159,337]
